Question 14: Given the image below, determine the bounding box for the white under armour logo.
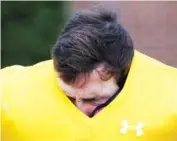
[120,120,144,136]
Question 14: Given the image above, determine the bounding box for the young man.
[1,7,177,141]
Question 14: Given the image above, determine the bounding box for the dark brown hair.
[52,7,134,85]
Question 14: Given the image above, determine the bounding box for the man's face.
[57,66,119,117]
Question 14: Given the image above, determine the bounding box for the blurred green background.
[1,1,70,68]
[2,1,177,68]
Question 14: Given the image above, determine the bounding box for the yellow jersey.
[1,50,177,141]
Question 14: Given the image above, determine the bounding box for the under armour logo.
[120,120,144,136]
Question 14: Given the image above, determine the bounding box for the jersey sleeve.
[1,66,26,141]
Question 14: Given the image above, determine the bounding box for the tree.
[1,1,69,68]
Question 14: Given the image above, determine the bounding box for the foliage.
[1,1,69,68]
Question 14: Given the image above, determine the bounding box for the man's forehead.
[58,73,102,96]
[72,73,90,88]
[69,69,99,88]
[73,63,113,87]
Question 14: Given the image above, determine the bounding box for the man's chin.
[88,107,104,118]
[95,108,102,115]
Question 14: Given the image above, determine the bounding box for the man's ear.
[95,63,113,81]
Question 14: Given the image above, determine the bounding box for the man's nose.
[75,98,82,107]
